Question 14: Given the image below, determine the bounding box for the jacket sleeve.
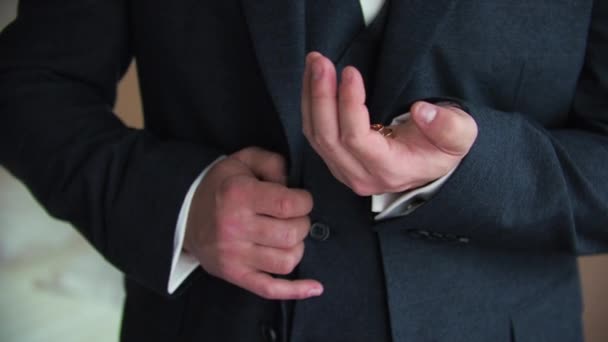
[375,0,608,255]
[0,0,221,295]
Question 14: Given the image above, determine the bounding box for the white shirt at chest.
[359,0,385,26]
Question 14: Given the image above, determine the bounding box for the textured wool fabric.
[306,0,364,61]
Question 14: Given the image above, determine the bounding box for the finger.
[309,54,340,149]
[306,57,372,183]
[338,66,372,147]
[240,271,323,300]
[334,67,393,176]
[246,243,305,275]
[247,215,311,249]
[232,147,287,184]
[250,181,313,218]
[410,101,479,156]
[303,54,350,181]
[302,52,323,139]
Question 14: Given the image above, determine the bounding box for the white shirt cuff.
[371,112,456,220]
[372,168,456,220]
[168,156,226,294]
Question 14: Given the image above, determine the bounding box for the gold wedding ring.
[371,124,394,138]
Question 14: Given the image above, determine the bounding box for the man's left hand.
[301,52,478,195]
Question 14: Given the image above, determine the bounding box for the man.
[0,0,607,341]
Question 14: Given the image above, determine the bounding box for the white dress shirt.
[167,0,453,293]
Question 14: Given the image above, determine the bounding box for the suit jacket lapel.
[240,0,458,181]
[240,1,306,185]
[370,0,458,122]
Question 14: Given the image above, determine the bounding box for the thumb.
[231,147,288,185]
[410,101,478,156]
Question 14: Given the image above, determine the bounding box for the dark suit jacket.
[1,1,607,341]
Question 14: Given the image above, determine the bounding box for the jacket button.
[259,323,277,342]
[309,222,331,241]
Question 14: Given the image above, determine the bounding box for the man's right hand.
[184,147,323,300]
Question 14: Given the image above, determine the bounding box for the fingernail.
[342,67,354,83]
[418,103,437,124]
[312,61,323,80]
[307,287,323,297]
[307,51,322,63]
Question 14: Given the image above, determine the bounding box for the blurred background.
[0,1,607,341]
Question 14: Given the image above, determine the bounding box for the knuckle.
[214,212,243,238]
[232,147,257,163]
[218,177,242,199]
[260,283,280,300]
[275,195,293,217]
[219,176,252,202]
[231,149,246,161]
[279,227,298,247]
[340,133,361,149]
[266,153,286,170]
